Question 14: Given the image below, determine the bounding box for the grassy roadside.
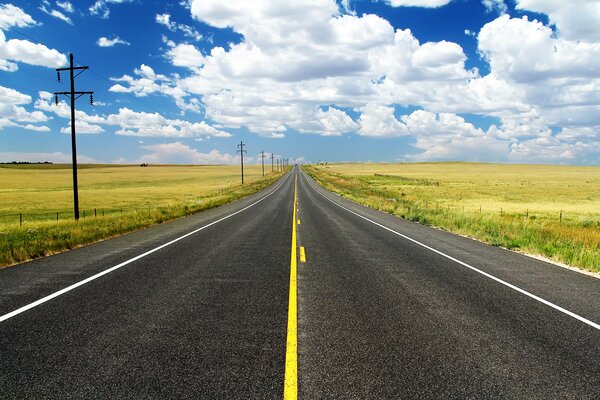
[0,170,288,268]
[303,165,600,272]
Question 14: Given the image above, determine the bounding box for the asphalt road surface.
[1,167,599,399]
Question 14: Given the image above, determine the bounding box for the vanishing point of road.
[1,167,599,399]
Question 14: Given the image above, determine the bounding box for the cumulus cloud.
[166,43,204,69]
[0,4,37,29]
[97,36,130,47]
[0,86,50,132]
[35,90,230,139]
[174,0,477,139]
[515,0,600,42]
[358,104,408,137]
[138,142,238,164]
[0,30,67,71]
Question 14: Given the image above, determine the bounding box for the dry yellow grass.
[305,162,600,271]
[0,164,286,267]
[0,164,269,223]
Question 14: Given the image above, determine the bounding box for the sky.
[0,0,599,165]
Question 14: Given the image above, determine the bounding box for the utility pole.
[260,150,266,176]
[237,141,247,183]
[54,53,93,221]
[271,153,275,172]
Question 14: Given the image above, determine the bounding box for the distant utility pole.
[260,150,266,177]
[237,141,247,184]
[271,153,275,172]
[54,53,93,221]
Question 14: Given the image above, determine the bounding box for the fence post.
[20,213,22,226]
[83,210,86,219]
[56,212,59,222]
[560,211,562,225]
[526,209,528,219]
[94,208,97,217]
[102,209,104,217]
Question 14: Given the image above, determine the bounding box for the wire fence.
[0,208,141,226]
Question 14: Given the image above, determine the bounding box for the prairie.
[304,163,600,272]
[0,164,286,267]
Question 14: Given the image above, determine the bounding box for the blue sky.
[1,0,599,165]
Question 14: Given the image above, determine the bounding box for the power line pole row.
[237,145,289,183]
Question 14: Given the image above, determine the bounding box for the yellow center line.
[300,247,306,263]
[284,174,298,399]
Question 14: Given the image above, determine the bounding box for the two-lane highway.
[1,166,599,399]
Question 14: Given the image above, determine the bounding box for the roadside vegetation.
[0,164,288,267]
[304,163,600,272]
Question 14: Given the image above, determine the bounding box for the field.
[0,164,286,267]
[304,163,600,272]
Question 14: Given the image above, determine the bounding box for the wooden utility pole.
[237,141,247,183]
[54,53,93,220]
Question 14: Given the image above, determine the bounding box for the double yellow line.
[284,174,298,399]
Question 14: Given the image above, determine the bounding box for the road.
[1,167,599,399]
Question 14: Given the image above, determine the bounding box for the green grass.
[304,163,600,272]
[0,164,287,267]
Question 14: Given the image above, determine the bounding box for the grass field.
[0,164,287,267]
[304,163,600,272]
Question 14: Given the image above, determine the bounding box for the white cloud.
[89,0,134,19]
[386,0,452,7]
[34,90,231,139]
[56,1,74,13]
[106,108,231,138]
[97,36,130,47]
[138,142,238,164]
[515,0,600,42]
[481,0,507,14]
[0,30,67,71]
[0,86,50,132]
[0,4,37,29]
[60,120,104,134]
[166,43,204,69]
[39,2,73,25]
[156,13,203,41]
[357,104,408,137]
[0,151,98,163]
[178,1,475,138]
[299,107,358,136]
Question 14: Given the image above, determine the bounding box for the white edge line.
[301,171,600,331]
[0,172,293,323]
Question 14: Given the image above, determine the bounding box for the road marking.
[297,219,301,225]
[300,247,306,263]
[0,172,293,324]
[302,172,600,331]
[284,173,298,400]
